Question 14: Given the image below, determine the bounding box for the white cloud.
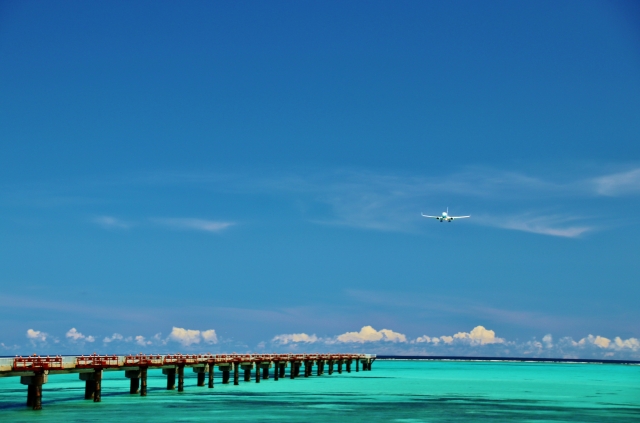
[453,326,505,345]
[26,329,47,342]
[93,216,131,229]
[482,214,592,238]
[566,334,639,351]
[66,328,95,342]
[414,326,504,346]
[167,327,218,346]
[103,333,123,343]
[135,335,151,346]
[201,329,218,344]
[272,333,319,345]
[152,218,234,233]
[593,168,640,196]
[336,326,407,343]
[542,334,553,348]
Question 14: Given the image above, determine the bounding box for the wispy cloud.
[475,213,593,238]
[272,333,319,345]
[151,218,235,233]
[93,215,131,229]
[593,168,640,196]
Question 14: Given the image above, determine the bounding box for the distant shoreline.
[376,355,640,365]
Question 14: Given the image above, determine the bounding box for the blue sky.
[1,0,639,359]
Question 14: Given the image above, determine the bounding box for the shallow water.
[0,360,638,422]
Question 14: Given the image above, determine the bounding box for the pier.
[0,353,376,410]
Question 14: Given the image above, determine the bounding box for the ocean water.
[0,360,638,422]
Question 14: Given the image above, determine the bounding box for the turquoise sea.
[1,360,638,422]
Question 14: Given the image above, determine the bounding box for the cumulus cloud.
[93,216,131,229]
[336,326,407,343]
[103,333,123,343]
[453,326,505,345]
[201,329,218,344]
[565,334,639,352]
[152,218,234,233]
[167,327,218,346]
[66,328,95,342]
[414,326,504,346]
[135,335,151,346]
[593,168,640,196]
[272,333,319,345]
[26,329,48,343]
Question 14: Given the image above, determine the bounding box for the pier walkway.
[0,353,376,410]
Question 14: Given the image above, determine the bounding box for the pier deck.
[0,353,376,410]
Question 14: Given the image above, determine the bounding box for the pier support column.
[222,368,230,384]
[80,373,97,399]
[328,360,334,375]
[26,384,36,407]
[338,361,343,374]
[23,373,47,409]
[262,364,269,380]
[304,361,309,377]
[129,376,139,394]
[32,373,44,410]
[163,368,176,390]
[346,360,351,373]
[274,362,279,381]
[234,363,239,386]
[296,362,302,377]
[279,362,286,378]
[125,370,141,394]
[140,368,148,397]
[177,365,185,392]
[255,363,261,383]
[242,364,251,382]
[208,365,214,388]
[356,359,359,372]
[289,361,295,379]
[93,369,102,403]
[195,368,206,387]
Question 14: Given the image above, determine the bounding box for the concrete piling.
[290,361,295,379]
[32,373,43,410]
[255,364,261,383]
[140,368,148,397]
[125,370,140,394]
[222,369,230,384]
[197,371,206,387]
[279,362,286,378]
[129,376,139,394]
[346,360,351,373]
[328,360,334,375]
[262,364,269,380]
[93,369,102,403]
[317,360,323,376]
[208,365,214,388]
[233,363,239,386]
[274,361,279,381]
[356,358,359,372]
[163,368,176,390]
[26,384,36,407]
[338,361,343,374]
[177,365,185,392]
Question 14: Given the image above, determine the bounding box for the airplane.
[421,208,470,222]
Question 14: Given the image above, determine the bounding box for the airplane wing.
[421,213,440,218]
[450,216,470,219]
